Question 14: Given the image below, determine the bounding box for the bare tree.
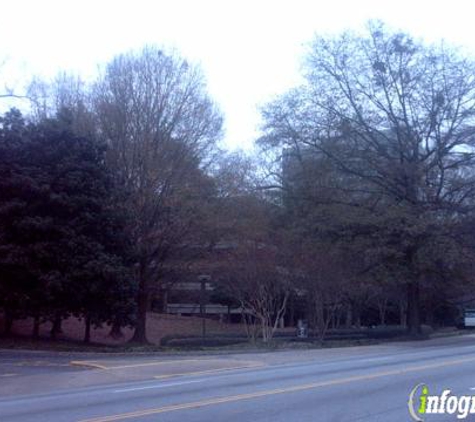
[0,59,30,105]
[27,72,96,135]
[261,21,475,336]
[214,195,291,343]
[290,238,352,342]
[221,242,290,343]
[93,47,223,343]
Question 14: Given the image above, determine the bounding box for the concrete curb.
[69,361,109,370]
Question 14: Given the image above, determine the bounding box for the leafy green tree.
[0,109,136,340]
[22,47,224,344]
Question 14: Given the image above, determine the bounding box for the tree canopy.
[260,21,475,335]
[0,108,136,341]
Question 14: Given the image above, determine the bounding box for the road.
[1,335,475,421]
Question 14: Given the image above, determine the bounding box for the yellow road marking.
[70,359,249,371]
[154,363,265,379]
[78,355,475,422]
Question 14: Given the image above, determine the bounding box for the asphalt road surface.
[1,335,475,421]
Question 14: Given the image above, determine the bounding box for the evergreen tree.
[0,109,136,339]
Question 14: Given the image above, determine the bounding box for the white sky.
[2,0,475,150]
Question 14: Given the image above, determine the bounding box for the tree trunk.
[406,282,422,336]
[4,309,13,336]
[425,295,435,328]
[131,289,148,343]
[84,316,91,344]
[335,308,342,329]
[354,305,361,329]
[32,314,40,338]
[289,295,295,328]
[131,262,150,344]
[161,289,168,314]
[345,304,352,328]
[399,298,407,327]
[378,299,388,326]
[316,300,327,344]
[243,312,258,343]
[50,312,63,340]
[109,321,124,339]
[261,317,268,342]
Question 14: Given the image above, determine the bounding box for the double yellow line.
[79,355,475,422]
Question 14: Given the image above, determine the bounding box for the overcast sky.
[2,0,475,150]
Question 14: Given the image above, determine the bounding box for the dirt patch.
[3,313,247,346]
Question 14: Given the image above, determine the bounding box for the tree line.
[258,21,475,337]
[0,47,224,343]
[0,109,136,342]
[2,22,475,344]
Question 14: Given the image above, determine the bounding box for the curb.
[69,360,109,370]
